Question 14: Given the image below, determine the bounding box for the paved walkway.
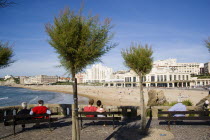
[0,118,209,140]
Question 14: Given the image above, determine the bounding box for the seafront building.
[75,73,86,83]
[17,59,210,87]
[81,59,210,88]
[83,63,113,83]
[4,75,12,80]
[204,62,210,74]
[20,75,58,85]
[58,77,70,82]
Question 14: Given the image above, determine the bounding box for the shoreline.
[11,84,209,106]
[11,85,91,105]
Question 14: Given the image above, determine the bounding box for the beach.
[13,85,209,106]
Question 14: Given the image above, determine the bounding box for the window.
[151,76,155,82]
[133,77,136,82]
[161,75,163,81]
[157,75,160,81]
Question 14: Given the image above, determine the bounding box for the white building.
[4,75,12,80]
[20,75,58,85]
[104,59,208,88]
[204,62,210,74]
[83,64,113,83]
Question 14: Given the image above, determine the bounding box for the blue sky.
[0,0,210,77]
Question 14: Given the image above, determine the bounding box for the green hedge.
[163,99,193,106]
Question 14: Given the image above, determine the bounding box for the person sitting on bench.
[84,99,97,117]
[30,100,51,118]
[96,100,106,117]
[203,100,209,111]
[17,102,30,131]
[168,98,186,117]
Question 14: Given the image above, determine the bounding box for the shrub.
[182,100,193,106]
[162,101,178,106]
[162,100,193,106]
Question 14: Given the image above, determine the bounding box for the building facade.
[104,59,209,88]
[204,62,210,74]
[75,73,85,83]
[83,64,113,83]
[20,75,58,85]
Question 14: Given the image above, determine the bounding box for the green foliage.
[45,8,116,77]
[197,76,210,79]
[163,100,193,106]
[121,43,153,76]
[163,101,178,106]
[52,82,73,85]
[190,74,210,79]
[205,37,210,53]
[0,0,15,8]
[14,78,20,84]
[0,41,15,69]
[146,108,152,117]
[182,100,193,106]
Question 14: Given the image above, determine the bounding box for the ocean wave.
[28,96,39,104]
[0,97,8,100]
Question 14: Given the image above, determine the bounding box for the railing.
[0,104,202,122]
[0,104,72,122]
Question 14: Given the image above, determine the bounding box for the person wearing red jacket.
[30,100,51,118]
[83,99,97,117]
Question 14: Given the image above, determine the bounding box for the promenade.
[1,117,209,140]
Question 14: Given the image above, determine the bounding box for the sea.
[0,86,88,107]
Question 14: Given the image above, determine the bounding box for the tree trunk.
[139,73,146,133]
[72,76,80,140]
[72,104,76,140]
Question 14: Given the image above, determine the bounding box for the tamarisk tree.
[121,43,153,134]
[0,41,14,69]
[45,7,116,140]
[205,37,210,53]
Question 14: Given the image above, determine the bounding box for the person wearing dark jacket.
[17,102,30,131]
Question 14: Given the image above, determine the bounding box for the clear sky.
[0,0,210,77]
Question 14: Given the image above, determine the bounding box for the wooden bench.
[3,113,58,135]
[78,112,121,129]
[158,110,210,130]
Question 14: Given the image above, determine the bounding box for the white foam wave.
[28,96,39,104]
[0,97,8,100]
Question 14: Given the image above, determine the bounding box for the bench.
[78,112,121,129]
[158,110,210,130]
[3,113,58,135]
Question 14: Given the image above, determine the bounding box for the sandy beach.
[13,85,209,106]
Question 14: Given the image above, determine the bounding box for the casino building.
[103,59,210,88]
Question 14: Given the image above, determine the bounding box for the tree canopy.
[0,0,15,8]
[45,8,116,76]
[45,7,116,139]
[205,37,210,53]
[121,43,153,133]
[0,41,14,69]
[121,43,153,75]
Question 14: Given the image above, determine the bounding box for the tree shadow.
[104,117,152,140]
[81,121,126,129]
[159,121,210,126]
[0,118,72,139]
